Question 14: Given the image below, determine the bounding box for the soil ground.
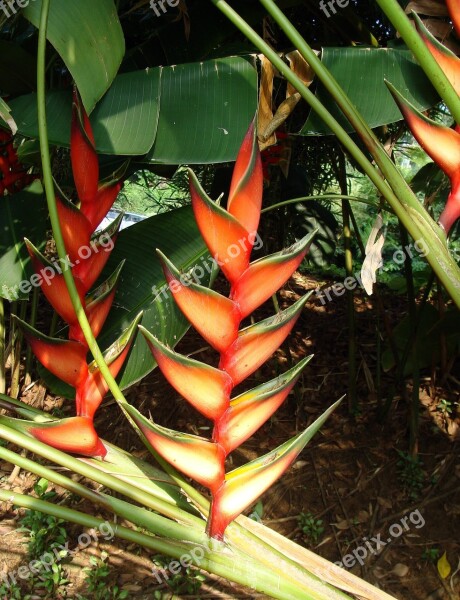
[1,272,459,600]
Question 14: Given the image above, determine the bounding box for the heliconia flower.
[227,121,263,236]
[29,416,107,458]
[21,91,131,458]
[25,239,86,327]
[138,123,340,538]
[140,326,232,421]
[157,250,240,353]
[14,317,88,388]
[446,0,460,37]
[208,399,341,539]
[387,82,460,233]
[56,194,92,266]
[414,14,460,97]
[0,130,36,194]
[124,404,226,493]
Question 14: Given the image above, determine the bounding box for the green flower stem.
[375,0,460,125]
[0,420,203,529]
[210,0,460,308]
[0,444,208,545]
[261,195,384,213]
[0,490,330,600]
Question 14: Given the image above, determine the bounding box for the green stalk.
[9,300,26,398]
[0,298,5,394]
[0,491,334,600]
[375,0,460,124]
[210,0,460,308]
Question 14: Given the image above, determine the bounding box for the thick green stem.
[210,0,460,308]
[0,489,336,600]
[375,0,460,124]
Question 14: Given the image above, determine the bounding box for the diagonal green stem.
[375,0,460,124]
[261,195,385,213]
[0,298,5,394]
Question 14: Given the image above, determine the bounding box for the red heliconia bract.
[446,0,460,37]
[19,90,137,457]
[126,123,340,540]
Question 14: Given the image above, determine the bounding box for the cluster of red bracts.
[388,2,460,235]
[123,123,317,539]
[0,130,36,195]
[15,91,137,458]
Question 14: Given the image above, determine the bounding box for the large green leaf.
[6,57,258,163]
[302,47,440,134]
[23,0,125,113]
[39,205,212,396]
[0,181,48,301]
[146,57,258,164]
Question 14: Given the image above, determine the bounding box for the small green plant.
[80,551,128,600]
[17,478,70,597]
[396,450,426,500]
[436,398,455,416]
[0,578,27,600]
[152,554,206,596]
[422,547,440,562]
[298,512,325,544]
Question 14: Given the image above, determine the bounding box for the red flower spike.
[414,14,460,97]
[446,0,460,37]
[137,124,339,539]
[189,170,252,285]
[215,356,313,455]
[81,182,122,231]
[77,313,141,419]
[231,234,313,319]
[25,239,86,327]
[14,317,88,388]
[73,215,122,290]
[220,295,309,386]
[29,416,106,458]
[208,399,341,539]
[227,122,263,237]
[71,90,99,205]
[387,83,460,188]
[157,250,240,353]
[439,186,460,233]
[124,404,226,493]
[140,326,232,421]
[56,194,92,266]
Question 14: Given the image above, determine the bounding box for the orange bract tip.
[29,416,106,458]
